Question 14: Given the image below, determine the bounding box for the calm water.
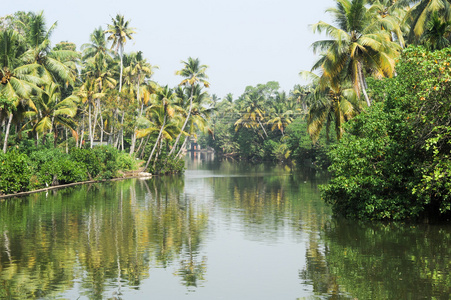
[1,156,450,299]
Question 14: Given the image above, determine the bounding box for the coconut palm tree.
[123,51,159,154]
[81,27,113,70]
[174,85,212,158]
[105,14,136,93]
[234,91,268,139]
[311,0,401,106]
[0,29,42,153]
[139,86,181,170]
[168,57,209,157]
[403,0,451,43]
[77,76,105,147]
[21,11,79,86]
[368,0,410,47]
[420,12,451,50]
[22,82,79,147]
[302,71,362,142]
[267,92,293,136]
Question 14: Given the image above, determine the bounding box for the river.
[0,155,450,299]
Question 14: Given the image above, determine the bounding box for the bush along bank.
[321,46,451,221]
[0,145,140,196]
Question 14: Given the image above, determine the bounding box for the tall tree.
[0,29,42,153]
[22,82,79,147]
[123,51,158,155]
[403,0,451,43]
[21,11,79,86]
[139,86,181,170]
[310,0,401,106]
[168,57,209,157]
[105,14,136,93]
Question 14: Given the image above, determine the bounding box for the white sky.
[5,0,332,98]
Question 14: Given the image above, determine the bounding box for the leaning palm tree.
[104,14,136,93]
[139,86,181,170]
[168,57,209,157]
[311,0,401,106]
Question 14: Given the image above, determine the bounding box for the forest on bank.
[1,0,451,220]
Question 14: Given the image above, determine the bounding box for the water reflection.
[0,178,209,299]
[0,157,450,299]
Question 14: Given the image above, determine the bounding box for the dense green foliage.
[0,145,138,195]
[0,150,32,194]
[202,82,331,167]
[322,46,451,220]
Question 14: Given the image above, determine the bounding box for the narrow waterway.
[0,155,450,299]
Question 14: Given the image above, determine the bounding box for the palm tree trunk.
[2,113,13,154]
[88,101,93,148]
[176,135,190,159]
[357,62,371,107]
[258,118,268,138]
[139,135,150,159]
[119,44,124,93]
[129,81,141,155]
[168,87,195,157]
[144,115,166,170]
[79,115,85,148]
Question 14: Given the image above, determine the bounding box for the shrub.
[323,46,451,220]
[0,150,32,194]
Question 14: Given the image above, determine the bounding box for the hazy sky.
[5,0,333,98]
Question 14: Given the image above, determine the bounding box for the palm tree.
[105,14,136,93]
[267,92,293,136]
[368,0,410,47]
[174,85,212,158]
[168,57,209,157]
[77,76,105,147]
[0,29,42,153]
[21,11,79,86]
[420,12,451,50]
[123,51,159,154]
[81,27,113,70]
[139,86,181,170]
[311,0,401,106]
[302,72,362,142]
[403,0,451,43]
[234,91,268,139]
[22,82,79,147]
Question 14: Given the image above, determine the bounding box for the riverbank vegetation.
[2,0,451,220]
